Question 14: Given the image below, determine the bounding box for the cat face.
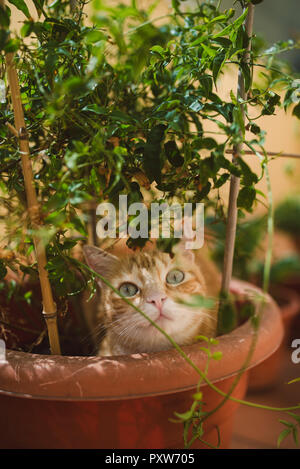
[84,246,217,354]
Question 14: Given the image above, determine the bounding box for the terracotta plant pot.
[248,286,300,391]
[0,280,283,449]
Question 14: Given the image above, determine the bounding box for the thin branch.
[226,149,300,159]
[221,4,255,295]
[5,122,18,137]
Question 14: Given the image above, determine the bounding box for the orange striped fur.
[84,245,220,356]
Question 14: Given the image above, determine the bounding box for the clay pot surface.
[249,285,300,391]
[0,280,283,449]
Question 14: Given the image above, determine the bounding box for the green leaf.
[192,392,203,401]
[250,123,261,135]
[69,214,87,236]
[212,351,223,361]
[8,0,30,18]
[213,8,248,39]
[292,103,300,119]
[142,124,166,184]
[173,409,194,422]
[85,29,106,44]
[288,377,300,385]
[82,104,108,115]
[214,173,230,189]
[196,182,211,201]
[277,428,291,448]
[240,62,251,92]
[164,140,184,167]
[192,137,217,150]
[0,29,9,50]
[0,261,7,280]
[32,0,44,17]
[237,186,256,211]
[212,50,227,85]
[190,35,207,47]
[4,38,20,53]
[292,427,299,447]
[178,294,216,309]
[237,157,258,186]
[21,21,34,37]
[0,5,10,27]
[150,45,165,57]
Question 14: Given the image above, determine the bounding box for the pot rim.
[270,284,300,321]
[0,279,283,401]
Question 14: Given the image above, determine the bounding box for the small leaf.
[173,409,194,421]
[292,427,299,447]
[177,294,216,309]
[8,0,30,18]
[214,173,230,189]
[212,351,223,361]
[237,157,258,186]
[192,392,203,401]
[240,62,251,92]
[277,428,291,448]
[287,377,300,385]
[82,104,108,115]
[142,124,166,184]
[4,38,20,53]
[150,45,165,57]
[292,103,300,119]
[164,140,184,167]
[195,335,209,343]
[250,123,261,135]
[212,50,226,85]
[213,8,248,39]
[237,186,256,211]
[0,5,10,27]
[0,261,7,280]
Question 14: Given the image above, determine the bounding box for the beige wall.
[8,1,300,211]
[217,71,300,211]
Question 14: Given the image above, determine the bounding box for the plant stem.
[226,149,300,159]
[79,259,300,413]
[1,0,61,355]
[221,4,255,294]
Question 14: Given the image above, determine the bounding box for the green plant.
[275,194,300,239]
[1,0,300,449]
[208,213,300,285]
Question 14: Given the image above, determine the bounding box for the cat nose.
[147,295,167,312]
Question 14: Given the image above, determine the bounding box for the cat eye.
[166,269,185,285]
[119,282,139,297]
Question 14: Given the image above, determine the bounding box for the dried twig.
[1,0,61,354]
[226,149,300,159]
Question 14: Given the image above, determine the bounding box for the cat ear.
[83,246,120,284]
[172,238,195,264]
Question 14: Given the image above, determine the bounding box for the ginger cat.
[84,243,220,356]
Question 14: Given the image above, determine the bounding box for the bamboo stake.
[221,4,255,294]
[1,0,61,354]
